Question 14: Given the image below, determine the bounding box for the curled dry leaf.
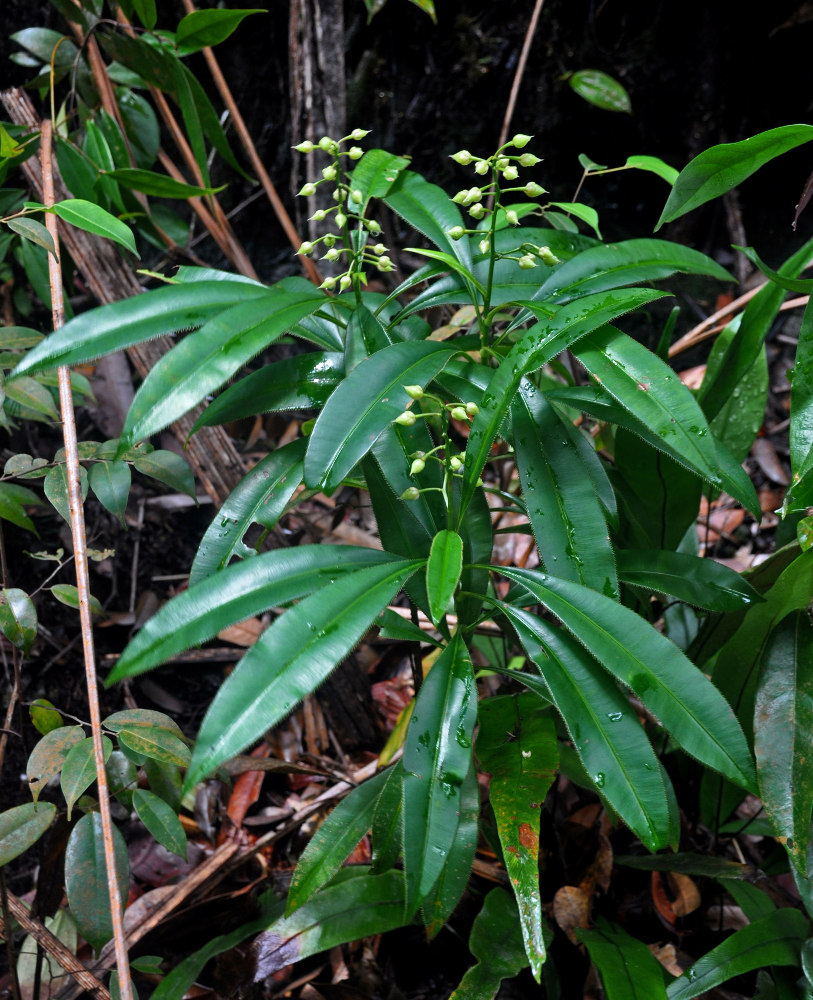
[553,884,592,945]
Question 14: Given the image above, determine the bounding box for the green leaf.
[350,149,411,211]
[89,460,131,527]
[65,812,129,953]
[477,695,557,979]
[109,546,396,683]
[450,889,531,1000]
[13,279,268,376]
[615,852,755,879]
[497,567,756,792]
[372,762,405,872]
[0,803,56,866]
[789,298,813,506]
[287,768,389,914]
[616,550,763,612]
[50,583,103,616]
[6,217,57,257]
[657,125,813,229]
[625,155,678,185]
[103,708,185,739]
[43,464,88,524]
[0,327,44,350]
[754,610,813,875]
[5,376,59,419]
[29,698,63,736]
[547,201,601,239]
[426,530,463,626]
[707,317,768,463]
[0,588,37,656]
[578,918,668,999]
[132,451,194,498]
[131,0,157,29]
[26,726,84,803]
[186,559,421,788]
[50,199,137,257]
[61,736,113,819]
[495,607,671,851]
[106,751,137,810]
[118,727,191,768]
[0,482,38,534]
[132,788,187,858]
[569,69,632,113]
[175,8,265,54]
[304,341,456,494]
[402,634,477,909]
[104,167,225,200]
[190,438,306,585]
[666,909,809,999]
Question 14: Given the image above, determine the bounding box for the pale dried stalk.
[497,0,546,151]
[40,119,133,1000]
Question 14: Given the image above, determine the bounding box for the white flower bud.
[350,128,370,140]
[410,458,426,475]
[478,238,490,254]
[394,410,417,427]
[298,241,314,255]
[465,187,483,205]
[324,247,340,261]
[335,212,347,228]
[350,189,363,204]
[449,455,463,472]
[310,209,327,221]
[320,276,337,290]
[294,140,314,153]
[322,164,337,181]
[450,405,468,421]
[373,243,386,255]
[401,486,420,500]
[298,182,317,197]
[451,149,474,165]
[348,146,363,160]
[518,253,537,269]
[519,153,541,167]
[524,181,546,197]
[366,219,382,234]
[469,203,485,219]
[452,189,469,204]
[318,136,338,153]
[511,133,533,148]
[474,160,489,175]
[404,385,424,399]
[339,274,352,290]
[502,165,519,181]
[537,246,561,266]
[323,234,336,248]
[505,209,520,226]
[496,157,510,170]
[376,256,394,271]
[447,225,466,240]
[465,401,479,416]
[332,188,345,202]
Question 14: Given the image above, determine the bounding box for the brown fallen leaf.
[751,437,789,485]
[552,884,592,945]
[218,616,267,646]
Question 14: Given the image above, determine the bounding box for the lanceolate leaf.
[496,566,756,792]
[61,736,112,819]
[477,695,557,979]
[132,451,194,498]
[13,280,268,376]
[666,909,809,1000]
[754,610,813,875]
[88,460,131,527]
[450,889,531,1000]
[187,558,422,787]
[305,341,456,494]
[65,812,129,953]
[118,727,191,767]
[403,634,477,909]
[121,283,325,444]
[175,8,265,54]
[0,803,56,867]
[104,167,224,199]
[569,69,631,113]
[657,125,813,229]
[789,297,813,506]
[189,438,306,585]
[350,149,411,210]
[426,530,463,625]
[26,726,85,803]
[0,483,39,534]
[577,919,668,1000]
[0,588,37,655]
[50,199,137,256]
[616,550,763,612]
[132,789,187,858]
[109,546,395,682]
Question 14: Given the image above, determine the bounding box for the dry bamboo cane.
[40,119,133,1000]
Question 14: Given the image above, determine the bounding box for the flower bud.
[502,165,519,181]
[373,243,386,255]
[450,405,468,421]
[351,189,363,204]
[335,212,347,228]
[474,160,489,175]
[537,245,561,266]
[505,209,520,226]
[298,182,317,197]
[323,234,336,248]
[478,238,490,254]
[469,203,485,219]
[339,274,352,290]
[404,385,424,400]
[320,276,337,290]
[324,247,340,261]
[394,410,417,426]
[348,146,363,160]
[310,209,327,221]
[519,153,541,167]
[294,140,314,153]
[366,219,382,234]
[465,401,479,416]
[451,149,474,165]
[447,225,466,241]
[452,189,469,204]
[376,255,394,271]
[518,253,537,269]
[350,128,370,140]
[496,157,510,170]
[318,136,338,153]
[298,241,314,255]
[410,458,426,475]
[401,486,420,501]
[449,455,463,471]
[511,133,533,148]
[524,181,546,198]
[465,187,483,205]
[322,164,337,180]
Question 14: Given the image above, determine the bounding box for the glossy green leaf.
[0,327,43,350]
[49,199,137,256]
[287,768,389,914]
[103,708,185,738]
[6,217,57,257]
[372,761,405,873]
[754,611,813,875]
[107,751,137,810]
[738,244,813,294]
[14,279,268,376]
[707,316,768,463]
[350,149,411,210]
[496,606,671,850]
[65,812,129,953]
[497,567,756,791]
[569,69,631,113]
[187,558,421,787]
[131,0,157,29]
[110,546,396,683]
[193,352,345,428]
[0,587,37,655]
[477,695,557,979]
[789,298,813,507]
[426,530,463,625]
[578,918,667,999]
[450,888,531,1000]
[175,8,265,53]
[102,167,223,201]
[26,726,84,802]
[460,287,667,522]
[625,155,678,185]
[11,27,78,64]
[88,460,131,527]
[5,376,59,419]
[371,421,446,536]
[133,788,187,858]
[658,125,813,229]
[0,483,38,534]
[547,201,601,238]
[118,727,190,768]
[615,852,755,879]
[403,634,476,909]
[666,909,809,999]
[29,698,63,736]
[122,284,325,444]
[513,384,618,598]
[403,248,484,297]
[616,550,763,611]
[190,438,306,584]
[43,464,87,525]
[61,736,113,819]
[305,341,456,494]
[0,802,56,866]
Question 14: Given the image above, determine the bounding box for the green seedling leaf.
[568,69,632,113]
[65,812,129,953]
[50,583,103,616]
[132,450,194,498]
[61,736,112,818]
[0,482,39,534]
[789,298,813,506]
[547,201,601,238]
[89,460,131,527]
[497,566,756,792]
[426,530,463,626]
[43,464,88,524]
[29,698,62,736]
[477,695,557,980]
[6,217,57,257]
[375,607,439,645]
[50,199,137,256]
[287,768,389,914]
[26,725,84,802]
[0,588,37,655]
[450,888,531,1000]
[103,708,185,738]
[754,610,813,875]
[175,8,265,54]
[350,149,411,210]
[118,727,190,768]
[132,788,187,858]
[706,317,768,463]
[578,918,667,999]
[103,168,224,201]
[402,633,477,910]
[737,245,813,294]
[657,125,813,229]
[110,546,397,683]
[0,802,56,866]
[666,909,809,999]
[187,559,421,788]
[616,550,763,611]
[5,376,59,419]
[625,155,678,184]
